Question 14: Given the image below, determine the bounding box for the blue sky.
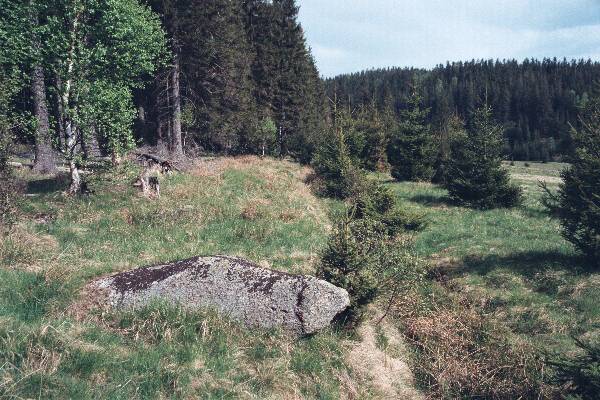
[297,0,600,77]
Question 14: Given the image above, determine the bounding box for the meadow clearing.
[0,158,594,399]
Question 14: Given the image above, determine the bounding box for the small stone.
[89,255,349,336]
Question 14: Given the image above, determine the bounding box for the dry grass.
[0,157,364,399]
[395,293,556,399]
[241,198,272,220]
[510,173,563,185]
[192,156,329,225]
[0,224,59,272]
[190,155,262,177]
[346,308,423,399]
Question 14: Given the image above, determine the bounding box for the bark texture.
[170,54,183,157]
[32,65,56,174]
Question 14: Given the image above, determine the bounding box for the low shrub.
[548,336,600,399]
[352,180,426,236]
[317,210,426,322]
[317,216,387,319]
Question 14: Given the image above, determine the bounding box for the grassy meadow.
[384,161,598,397]
[0,157,596,398]
[0,157,364,399]
[388,161,598,351]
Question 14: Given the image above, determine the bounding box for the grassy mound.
[0,156,365,399]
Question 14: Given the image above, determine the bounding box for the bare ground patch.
[346,310,423,399]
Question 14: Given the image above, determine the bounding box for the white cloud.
[311,44,351,61]
[297,0,600,77]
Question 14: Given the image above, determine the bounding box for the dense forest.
[325,59,600,161]
[141,0,325,161]
[0,0,325,193]
[4,0,600,181]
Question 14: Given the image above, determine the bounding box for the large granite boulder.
[89,255,350,336]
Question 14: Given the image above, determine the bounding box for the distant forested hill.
[325,59,600,161]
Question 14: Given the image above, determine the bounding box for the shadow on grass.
[26,174,69,194]
[519,206,553,219]
[437,251,593,281]
[409,193,454,207]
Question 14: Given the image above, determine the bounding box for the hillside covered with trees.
[325,59,600,161]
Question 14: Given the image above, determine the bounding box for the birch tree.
[38,0,166,193]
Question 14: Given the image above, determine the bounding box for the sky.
[297,0,600,77]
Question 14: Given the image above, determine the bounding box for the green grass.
[385,162,599,353]
[0,157,355,399]
[2,157,597,398]
[503,160,567,178]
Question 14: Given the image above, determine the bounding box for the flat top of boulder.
[108,255,302,295]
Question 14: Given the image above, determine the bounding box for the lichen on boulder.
[88,255,350,336]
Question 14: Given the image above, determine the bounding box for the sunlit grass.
[384,162,598,354]
[0,157,355,399]
[1,157,597,398]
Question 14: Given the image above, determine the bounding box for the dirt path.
[346,311,424,399]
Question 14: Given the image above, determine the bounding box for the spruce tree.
[271,0,304,156]
[387,87,435,181]
[548,93,600,265]
[182,0,257,154]
[324,58,600,161]
[242,0,325,161]
[243,0,278,116]
[432,114,464,184]
[357,102,390,172]
[312,104,363,199]
[445,106,522,209]
[289,55,326,163]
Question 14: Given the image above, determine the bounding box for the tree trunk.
[156,103,166,151]
[166,76,172,149]
[170,54,183,157]
[154,74,167,151]
[62,7,82,194]
[157,116,167,151]
[55,75,66,152]
[66,121,82,194]
[30,4,56,174]
[32,65,56,174]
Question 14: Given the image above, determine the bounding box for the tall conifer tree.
[547,91,600,265]
[445,106,522,209]
[183,0,257,153]
[387,86,435,181]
